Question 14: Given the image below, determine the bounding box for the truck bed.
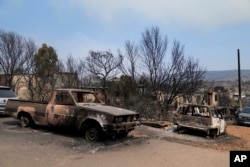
[7,99,48,104]
[5,99,48,122]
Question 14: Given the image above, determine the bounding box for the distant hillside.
[205,69,250,81]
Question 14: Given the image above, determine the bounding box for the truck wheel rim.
[86,128,98,142]
[20,116,29,127]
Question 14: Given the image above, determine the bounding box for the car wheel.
[20,114,33,128]
[210,129,217,139]
[176,125,182,131]
[85,126,100,142]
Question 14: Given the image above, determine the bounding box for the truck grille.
[114,115,136,123]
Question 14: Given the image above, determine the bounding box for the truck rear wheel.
[20,114,33,128]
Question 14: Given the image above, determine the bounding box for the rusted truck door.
[47,91,76,126]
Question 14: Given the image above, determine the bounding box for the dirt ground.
[213,124,250,151]
[138,120,250,152]
[133,122,250,152]
[1,117,250,167]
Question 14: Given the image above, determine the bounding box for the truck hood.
[77,103,137,116]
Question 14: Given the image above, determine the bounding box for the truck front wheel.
[85,126,101,142]
[20,114,33,128]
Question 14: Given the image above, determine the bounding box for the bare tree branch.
[20,39,37,100]
[163,40,206,104]
[85,50,123,102]
[86,50,123,82]
[0,30,33,90]
[140,26,168,92]
[120,41,139,85]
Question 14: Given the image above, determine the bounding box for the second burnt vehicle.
[5,88,140,142]
[174,104,227,138]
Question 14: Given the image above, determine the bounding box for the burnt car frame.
[175,104,227,138]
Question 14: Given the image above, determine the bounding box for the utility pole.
[237,49,242,109]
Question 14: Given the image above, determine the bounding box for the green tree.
[34,43,58,75]
[120,75,133,100]
[33,43,59,101]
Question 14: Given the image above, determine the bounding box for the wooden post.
[238,49,242,108]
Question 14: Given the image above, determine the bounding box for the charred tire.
[209,129,217,139]
[20,114,33,128]
[176,125,182,132]
[117,132,129,138]
[85,126,101,142]
[223,128,227,135]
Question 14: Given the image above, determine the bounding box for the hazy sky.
[1,0,250,71]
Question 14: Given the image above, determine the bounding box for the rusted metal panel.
[177,115,211,125]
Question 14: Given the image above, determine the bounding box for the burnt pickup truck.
[174,104,227,138]
[5,88,140,142]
